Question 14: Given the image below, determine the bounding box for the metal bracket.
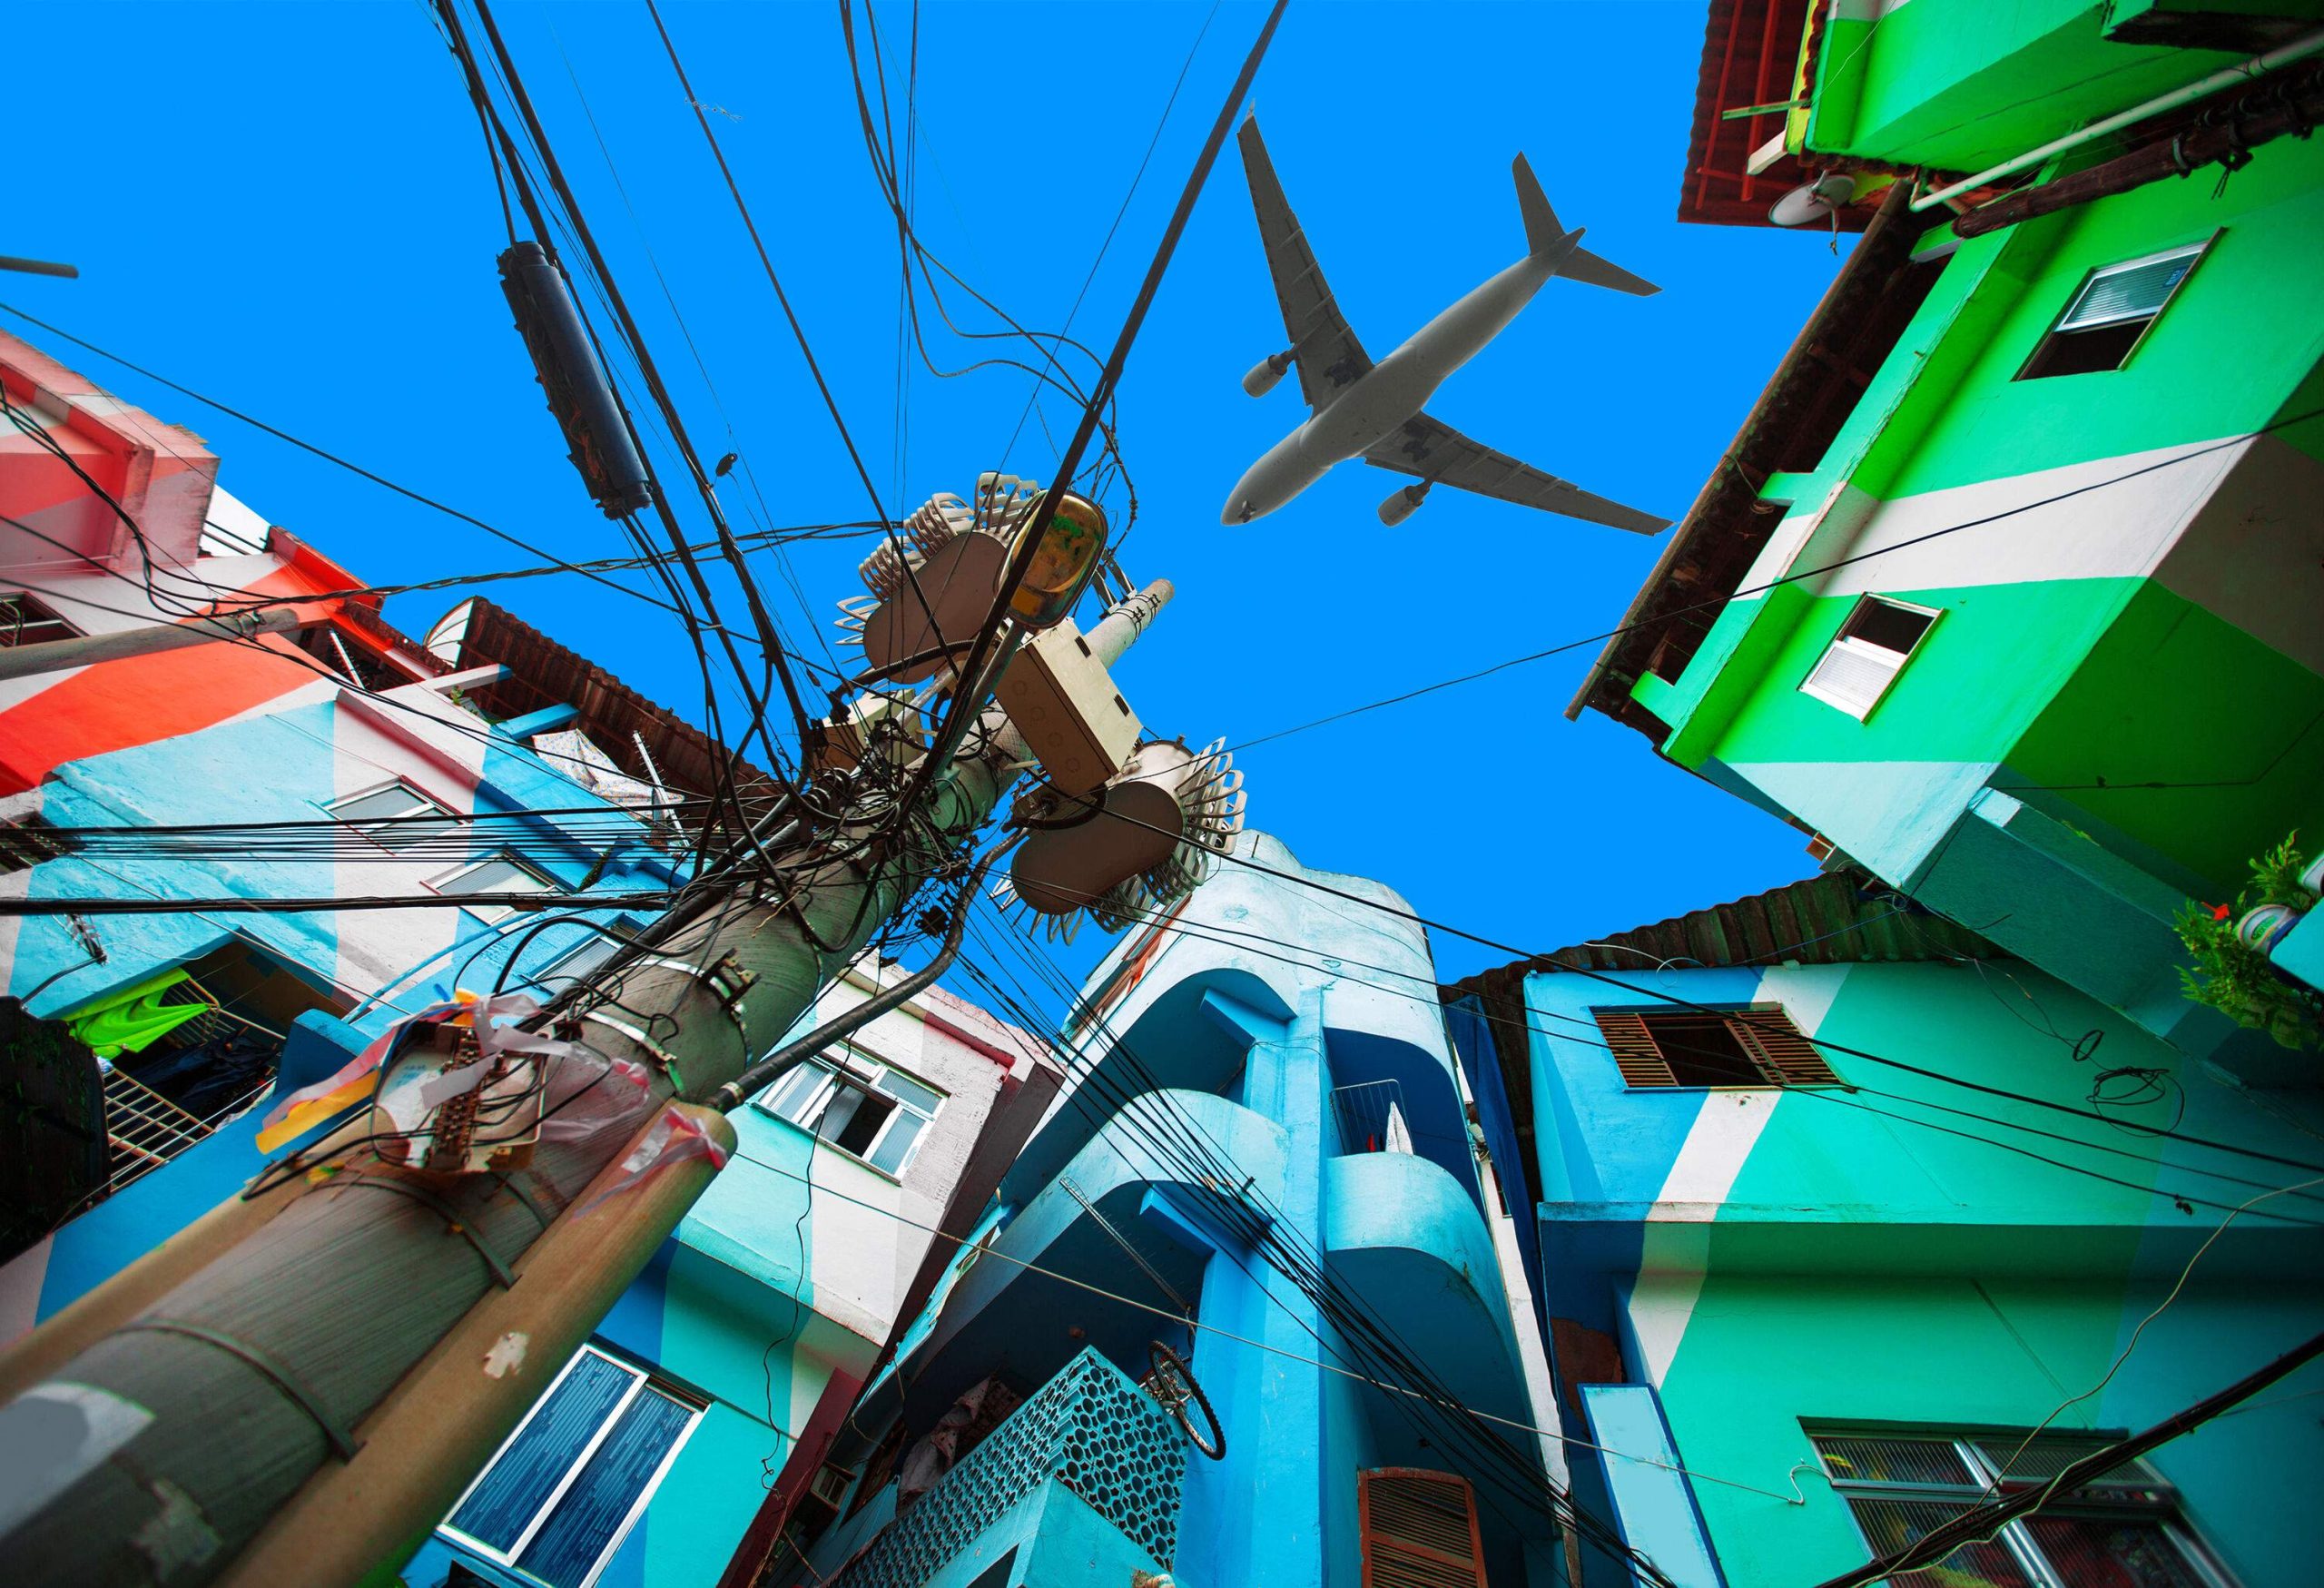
[331,1175,518,1288]
[121,1318,359,1460]
[581,1009,686,1094]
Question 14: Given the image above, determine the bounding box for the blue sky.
[7,0,1843,997]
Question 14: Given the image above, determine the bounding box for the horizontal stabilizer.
[1560,246,1659,297]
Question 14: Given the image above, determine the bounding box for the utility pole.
[0,583,1172,1586]
[0,607,300,682]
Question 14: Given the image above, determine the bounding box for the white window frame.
[325,779,455,852]
[754,1044,947,1179]
[436,1343,703,1588]
[2019,236,2213,378]
[1797,595,1941,721]
[528,916,641,992]
[427,851,560,924]
[1811,1426,2235,1588]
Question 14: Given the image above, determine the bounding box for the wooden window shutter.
[1592,1010,1678,1089]
[1729,1004,1844,1088]
[1360,1468,1486,1588]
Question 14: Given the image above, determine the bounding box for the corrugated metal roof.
[450,598,780,809]
[1441,870,2002,1195]
[1513,870,1997,981]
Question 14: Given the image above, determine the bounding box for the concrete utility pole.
[0,607,301,682]
[0,583,1171,1587]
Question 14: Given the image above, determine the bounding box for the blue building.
[778,833,1563,1588]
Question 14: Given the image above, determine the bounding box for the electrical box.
[995,617,1141,795]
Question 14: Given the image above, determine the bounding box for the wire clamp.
[581,1008,686,1093]
[120,1318,359,1460]
[331,1175,519,1288]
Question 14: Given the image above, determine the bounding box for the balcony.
[832,1346,1187,1588]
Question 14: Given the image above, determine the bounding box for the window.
[429,853,559,924]
[1592,1004,1843,1090]
[757,1046,947,1177]
[441,1346,699,1588]
[327,780,456,852]
[1813,1428,2229,1588]
[1799,595,1939,720]
[1359,1468,1485,1588]
[530,919,641,994]
[0,592,76,647]
[2019,241,2208,380]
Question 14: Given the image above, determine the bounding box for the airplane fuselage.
[1222,232,1581,524]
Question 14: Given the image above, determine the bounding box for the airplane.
[1222,115,1670,534]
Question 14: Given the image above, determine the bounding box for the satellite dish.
[1768,172,1858,228]
[860,533,1007,682]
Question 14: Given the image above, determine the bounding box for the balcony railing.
[832,1347,1187,1588]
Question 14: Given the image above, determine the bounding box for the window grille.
[0,592,76,647]
[1812,1427,2226,1588]
[757,1046,947,1177]
[1799,596,1939,720]
[440,1345,700,1588]
[1359,1468,1486,1588]
[1591,1004,1842,1090]
[2019,241,2208,380]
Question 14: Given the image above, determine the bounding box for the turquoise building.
[1449,873,2324,1587]
[771,833,1564,1588]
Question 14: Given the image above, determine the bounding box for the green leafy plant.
[2176,833,2323,1050]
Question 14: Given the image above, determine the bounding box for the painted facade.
[1577,5,2324,1068]
[1450,876,2324,1587]
[400,963,1052,1588]
[0,331,1055,1588]
[775,833,1562,1588]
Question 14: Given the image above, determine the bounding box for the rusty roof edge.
[1562,179,1920,724]
[1439,868,2006,1011]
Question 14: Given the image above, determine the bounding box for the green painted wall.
[1807,1,2256,171]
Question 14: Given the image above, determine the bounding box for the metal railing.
[832,1347,1187,1588]
[1330,1077,1412,1155]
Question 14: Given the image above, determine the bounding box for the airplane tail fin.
[1514,154,1661,297]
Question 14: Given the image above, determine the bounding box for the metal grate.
[831,1347,1187,1588]
[1967,1434,2157,1492]
[1817,1435,1976,1488]
[1844,1497,2033,1588]
[1331,1079,1411,1154]
[102,1067,214,1191]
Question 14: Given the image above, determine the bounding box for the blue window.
[440,1346,699,1588]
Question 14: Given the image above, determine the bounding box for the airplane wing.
[1364,412,1669,534]
[1238,115,1371,410]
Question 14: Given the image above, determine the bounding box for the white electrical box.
[995,617,1141,795]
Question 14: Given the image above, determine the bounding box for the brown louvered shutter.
[1593,1010,1679,1089]
[1360,1468,1486,1588]
[1728,1004,1845,1088]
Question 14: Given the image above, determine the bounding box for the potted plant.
[2176,833,2324,1050]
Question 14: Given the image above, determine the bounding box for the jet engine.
[1377,480,1430,527]
[1242,350,1295,398]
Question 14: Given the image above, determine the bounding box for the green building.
[1576,1,2324,1070]
[1447,873,2324,1588]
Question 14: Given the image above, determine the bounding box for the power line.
[0,301,685,617]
